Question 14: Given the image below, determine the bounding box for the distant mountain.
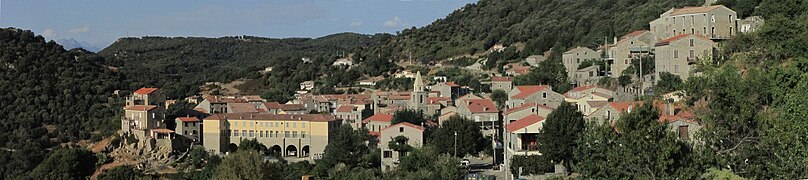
[56,38,101,52]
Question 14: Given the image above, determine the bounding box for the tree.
[537,102,585,173]
[490,90,508,110]
[98,166,142,180]
[239,138,267,154]
[429,115,486,157]
[187,146,208,169]
[387,136,414,155]
[396,146,465,179]
[30,148,97,180]
[212,150,274,180]
[315,124,373,177]
[574,102,698,179]
[510,155,553,177]
[391,109,427,126]
[655,72,683,94]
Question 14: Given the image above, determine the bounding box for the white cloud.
[384,16,403,28]
[350,19,363,27]
[42,29,55,37]
[69,25,91,33]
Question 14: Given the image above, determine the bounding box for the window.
[286,122,289,127]
[242,122,246,127]
[184,122,188,127]
[542,92,547,99]
[250,122,253,127]
[241,130,247,137]
[624,59,628,64]
[674,65,680,73]
[232,130,237,136]
[678,125,689,139]
[674,50,679,58]
[259,122,263,127]
[703,27,707,35]
[301,131,307,138]
[399,127,404,132]
[690,39,694,47]
[293,131,298,138]
[710,14,715,23]
[259,131,264,137]
[192,130,197,135]
[293,122,297,128]
[690,50,695,58]
[285,131,290,138]
[383,151,393,158]
[302,123,306,128]
[184,131,188,135]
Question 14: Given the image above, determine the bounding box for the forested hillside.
[99,33,389,99]
[383,0,702,61]
[0,28,122,179]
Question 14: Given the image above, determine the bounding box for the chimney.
[613,36,617,45]
[666,99,675,116]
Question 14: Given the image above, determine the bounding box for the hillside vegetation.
[99,33,388,99]
[0,28,123,179]
[382,0,701,61]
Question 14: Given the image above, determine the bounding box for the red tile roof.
[620,30,649,40]
[511,85,551,99]
[133,88,158,95]
[506,114,545,132]
[124,105,157,111]
[445,82,460,87]
[204,113,338,122]
[502,102,553,115]
[512,66,531,74]
[206,96,248,104]
[491,77,513,82]
[428,97,451,105]
[263,102,283,109]
[389,95,410,100]
[363,114,394,123]
[280,104,305,111]
[336,106,356,113]
[670,5,723,15]
[382,122,425,132]
[465,99,499,113]
[177,117,200,122]
[564,85,595,97]
[655,34,712,46]
[152,128,175,134]
[608,101,643,113]
[193,108,208,114]
[228,103,260,113]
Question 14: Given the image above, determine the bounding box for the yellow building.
[202,114,341,159]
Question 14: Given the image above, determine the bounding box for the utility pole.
[454,131,458,157]
[492,118,497,167]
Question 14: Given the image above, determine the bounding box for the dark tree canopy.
[391,109,428,126]
[428,115,486,157]
[537,102,585,172]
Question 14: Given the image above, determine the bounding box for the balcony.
[687,57,698,65]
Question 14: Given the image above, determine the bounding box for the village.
[115,3,766,179]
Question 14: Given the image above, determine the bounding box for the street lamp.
[454,131,458,157]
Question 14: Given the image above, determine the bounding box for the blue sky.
[0,0,476,48]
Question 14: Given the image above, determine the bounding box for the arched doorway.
[286,145,298,157]
[228,143,238,153]
[271,145,282,156]
[301,145,310,157]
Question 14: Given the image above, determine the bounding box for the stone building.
[379,122,424,172]
[654,34,716,81]
[202,114,341,159]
